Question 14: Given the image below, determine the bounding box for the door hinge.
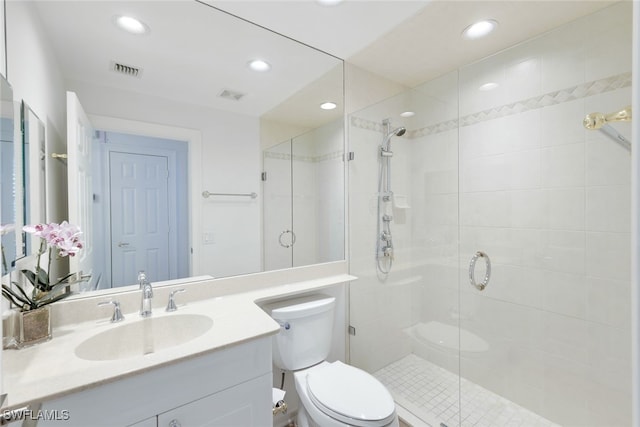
[348,325,356,336]
[346,152,355,161]
[261,171,267,181]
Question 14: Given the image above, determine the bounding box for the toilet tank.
[263,294,336,371]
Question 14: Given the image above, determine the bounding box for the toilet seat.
[306,361,396,427]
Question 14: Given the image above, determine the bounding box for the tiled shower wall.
[349,3,632,426]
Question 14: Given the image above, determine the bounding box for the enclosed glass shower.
[263,120,344,271]
[348,3,632,426]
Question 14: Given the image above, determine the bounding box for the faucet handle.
[166,288,186,312]
[137,270,148,287]
[98,300,125,323]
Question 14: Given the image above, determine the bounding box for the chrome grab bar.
[469,251,491,291]
[278,230,296,248]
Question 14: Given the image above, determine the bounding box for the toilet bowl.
[263,294,399,427]
[294,361,398,427]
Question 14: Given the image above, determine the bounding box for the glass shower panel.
[291,119,345,268]
[263,139,293,271]
[348,71,460,426]
[458,3,632,426]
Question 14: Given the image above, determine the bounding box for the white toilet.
[265,294,399,427]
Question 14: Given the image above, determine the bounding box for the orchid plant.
[1,221,86,311]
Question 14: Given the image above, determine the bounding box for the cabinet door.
[157,374,271,427]
[128,417,157,427]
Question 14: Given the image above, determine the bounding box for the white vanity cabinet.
[38,337,273,427]
[156,375,271,427]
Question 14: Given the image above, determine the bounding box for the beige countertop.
[2,273,355,411]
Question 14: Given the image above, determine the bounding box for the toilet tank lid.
[265,295,336,320]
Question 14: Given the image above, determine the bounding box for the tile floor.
[374,354,559,427]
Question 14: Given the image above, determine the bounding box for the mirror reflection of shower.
[376,119,406,275]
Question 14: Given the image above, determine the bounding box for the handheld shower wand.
[376,120,406,275]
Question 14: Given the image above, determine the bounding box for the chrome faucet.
[138,271,153,317]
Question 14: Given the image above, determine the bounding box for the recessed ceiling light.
[400,111,415,118]
[316,0,344,6]
[320,102,337,110]
[114,15,149,35]
[248,59,271,72]
[462,19,498,40]
[478,82,499,91]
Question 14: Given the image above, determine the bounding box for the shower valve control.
[383,246,394,258]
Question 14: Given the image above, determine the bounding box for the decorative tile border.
[350,72,632,139]
[459,72,631,127]
[264,149,344,163]
[350,116,384,133]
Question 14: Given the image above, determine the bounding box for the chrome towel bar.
[202,191,257,199]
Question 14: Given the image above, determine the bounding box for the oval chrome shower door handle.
[469,251,491,291]
[278,230,296,248]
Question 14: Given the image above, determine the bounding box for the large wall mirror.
[0,76,16,277]
[6,1,344,294]
[21,102,47,258]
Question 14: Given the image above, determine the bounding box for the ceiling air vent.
[218,89,246,101]
[110,61,143,78]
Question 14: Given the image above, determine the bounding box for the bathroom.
[0,1,638,426]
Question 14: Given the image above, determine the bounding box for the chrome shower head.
[382,126,406,149]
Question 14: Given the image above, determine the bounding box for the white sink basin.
[75,314,213,361]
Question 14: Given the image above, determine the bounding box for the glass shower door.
[263,119,346,272]
[263,139,293,271]
[457,4,633,426]
[291,119,345,268]
[348,71,461,426]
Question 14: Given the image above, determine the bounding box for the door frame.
[89,115,203,277]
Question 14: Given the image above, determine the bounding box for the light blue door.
[109,151,170,287]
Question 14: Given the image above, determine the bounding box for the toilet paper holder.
[273,399,288,415]
[272,387,287,415]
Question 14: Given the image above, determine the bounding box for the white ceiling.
[206,0,430,60]
[211,0,619,87]
[348,0,619,87]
